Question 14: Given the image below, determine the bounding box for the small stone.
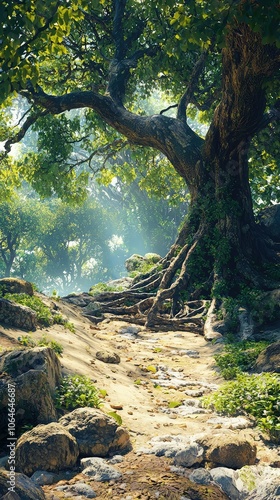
[96,350,121,364]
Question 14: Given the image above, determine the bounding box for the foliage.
[202,373,280,441]
[0,0,279,209]
[107,411,122,425]
[128,259,162,279]
[214,340,270,380]
[55,374,101,410]
[3,291,74,331]
[0,198,44,276]
[18,333,63,356]
[168,401,182,408]
[4,293,53,326]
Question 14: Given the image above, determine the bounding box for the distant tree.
[0,198,43,277]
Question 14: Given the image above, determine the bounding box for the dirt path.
[0,296,279,499]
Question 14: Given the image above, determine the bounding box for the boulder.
[0,348,61,440]
[106,277,133,290]
[253,340,280,373]
[0,347,61,393]
[197,432,257,469]
[15,423,79,475]
[144,253,161,263]
[125,253,161,273]
[0,278,34,296]
[125,253,145,272]
[59,407,131,457]
[210,467,243,499]
[173,442,204,467]
[0,298,37,331]
[0,469,45,500]
[258,204,280,242]
[14,370,57,424]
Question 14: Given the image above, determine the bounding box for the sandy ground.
[0,295,279,499]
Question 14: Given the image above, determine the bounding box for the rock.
[144,253,161,263]
[15,423,79,475]
[189,468,212,485]
[206,416,254,430]
[247,480,280,500]
[197,432,257,469]
[125,254,145,272]
[14,369,57,424]
[173,443,204,467]
[55,481,96,497]
[82,302,102,316]
[95,350,121,364]
[140,435,204,467]
[59,407,131,457]
[80,457,122,481]
[119,325,141,336]
[210,467,243,499]
[125,253,161,273]
[62,293,90,306]
[0,278,34,296]
[240,465,280,500]
[253,340,280,373]
[0,347,61,393]
[30,470,57,486]
[258,204,280,242]
[0,347,62,438]
[0,370,57,444]
[238,307,255,339]
[106,277,134,290]
[0,469,46,499]
[0,298,37,331]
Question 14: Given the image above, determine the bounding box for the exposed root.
[80,217,280,336]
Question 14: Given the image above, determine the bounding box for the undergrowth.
[202,372,280,441]
[214,340,270,380]
[18,334,63,356]
[4,293,75,331]
[204,338,280,441]
[55,374,101,410]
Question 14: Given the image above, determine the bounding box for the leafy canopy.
[0,1,279,205]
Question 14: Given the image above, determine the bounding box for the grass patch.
[18,334,63,356]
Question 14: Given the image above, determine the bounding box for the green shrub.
[37,334,64,356]
[202,373,280,441]
[55,374,101,410]
[4,293,53,326]
[214,340,270,380]
[18,335,36,348]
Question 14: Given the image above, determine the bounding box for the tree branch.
[2,108,48,157]
[13,81,204,184]
[177,50,209,122]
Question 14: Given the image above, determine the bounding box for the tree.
[0,198,43,277]
[1,0,280,334]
